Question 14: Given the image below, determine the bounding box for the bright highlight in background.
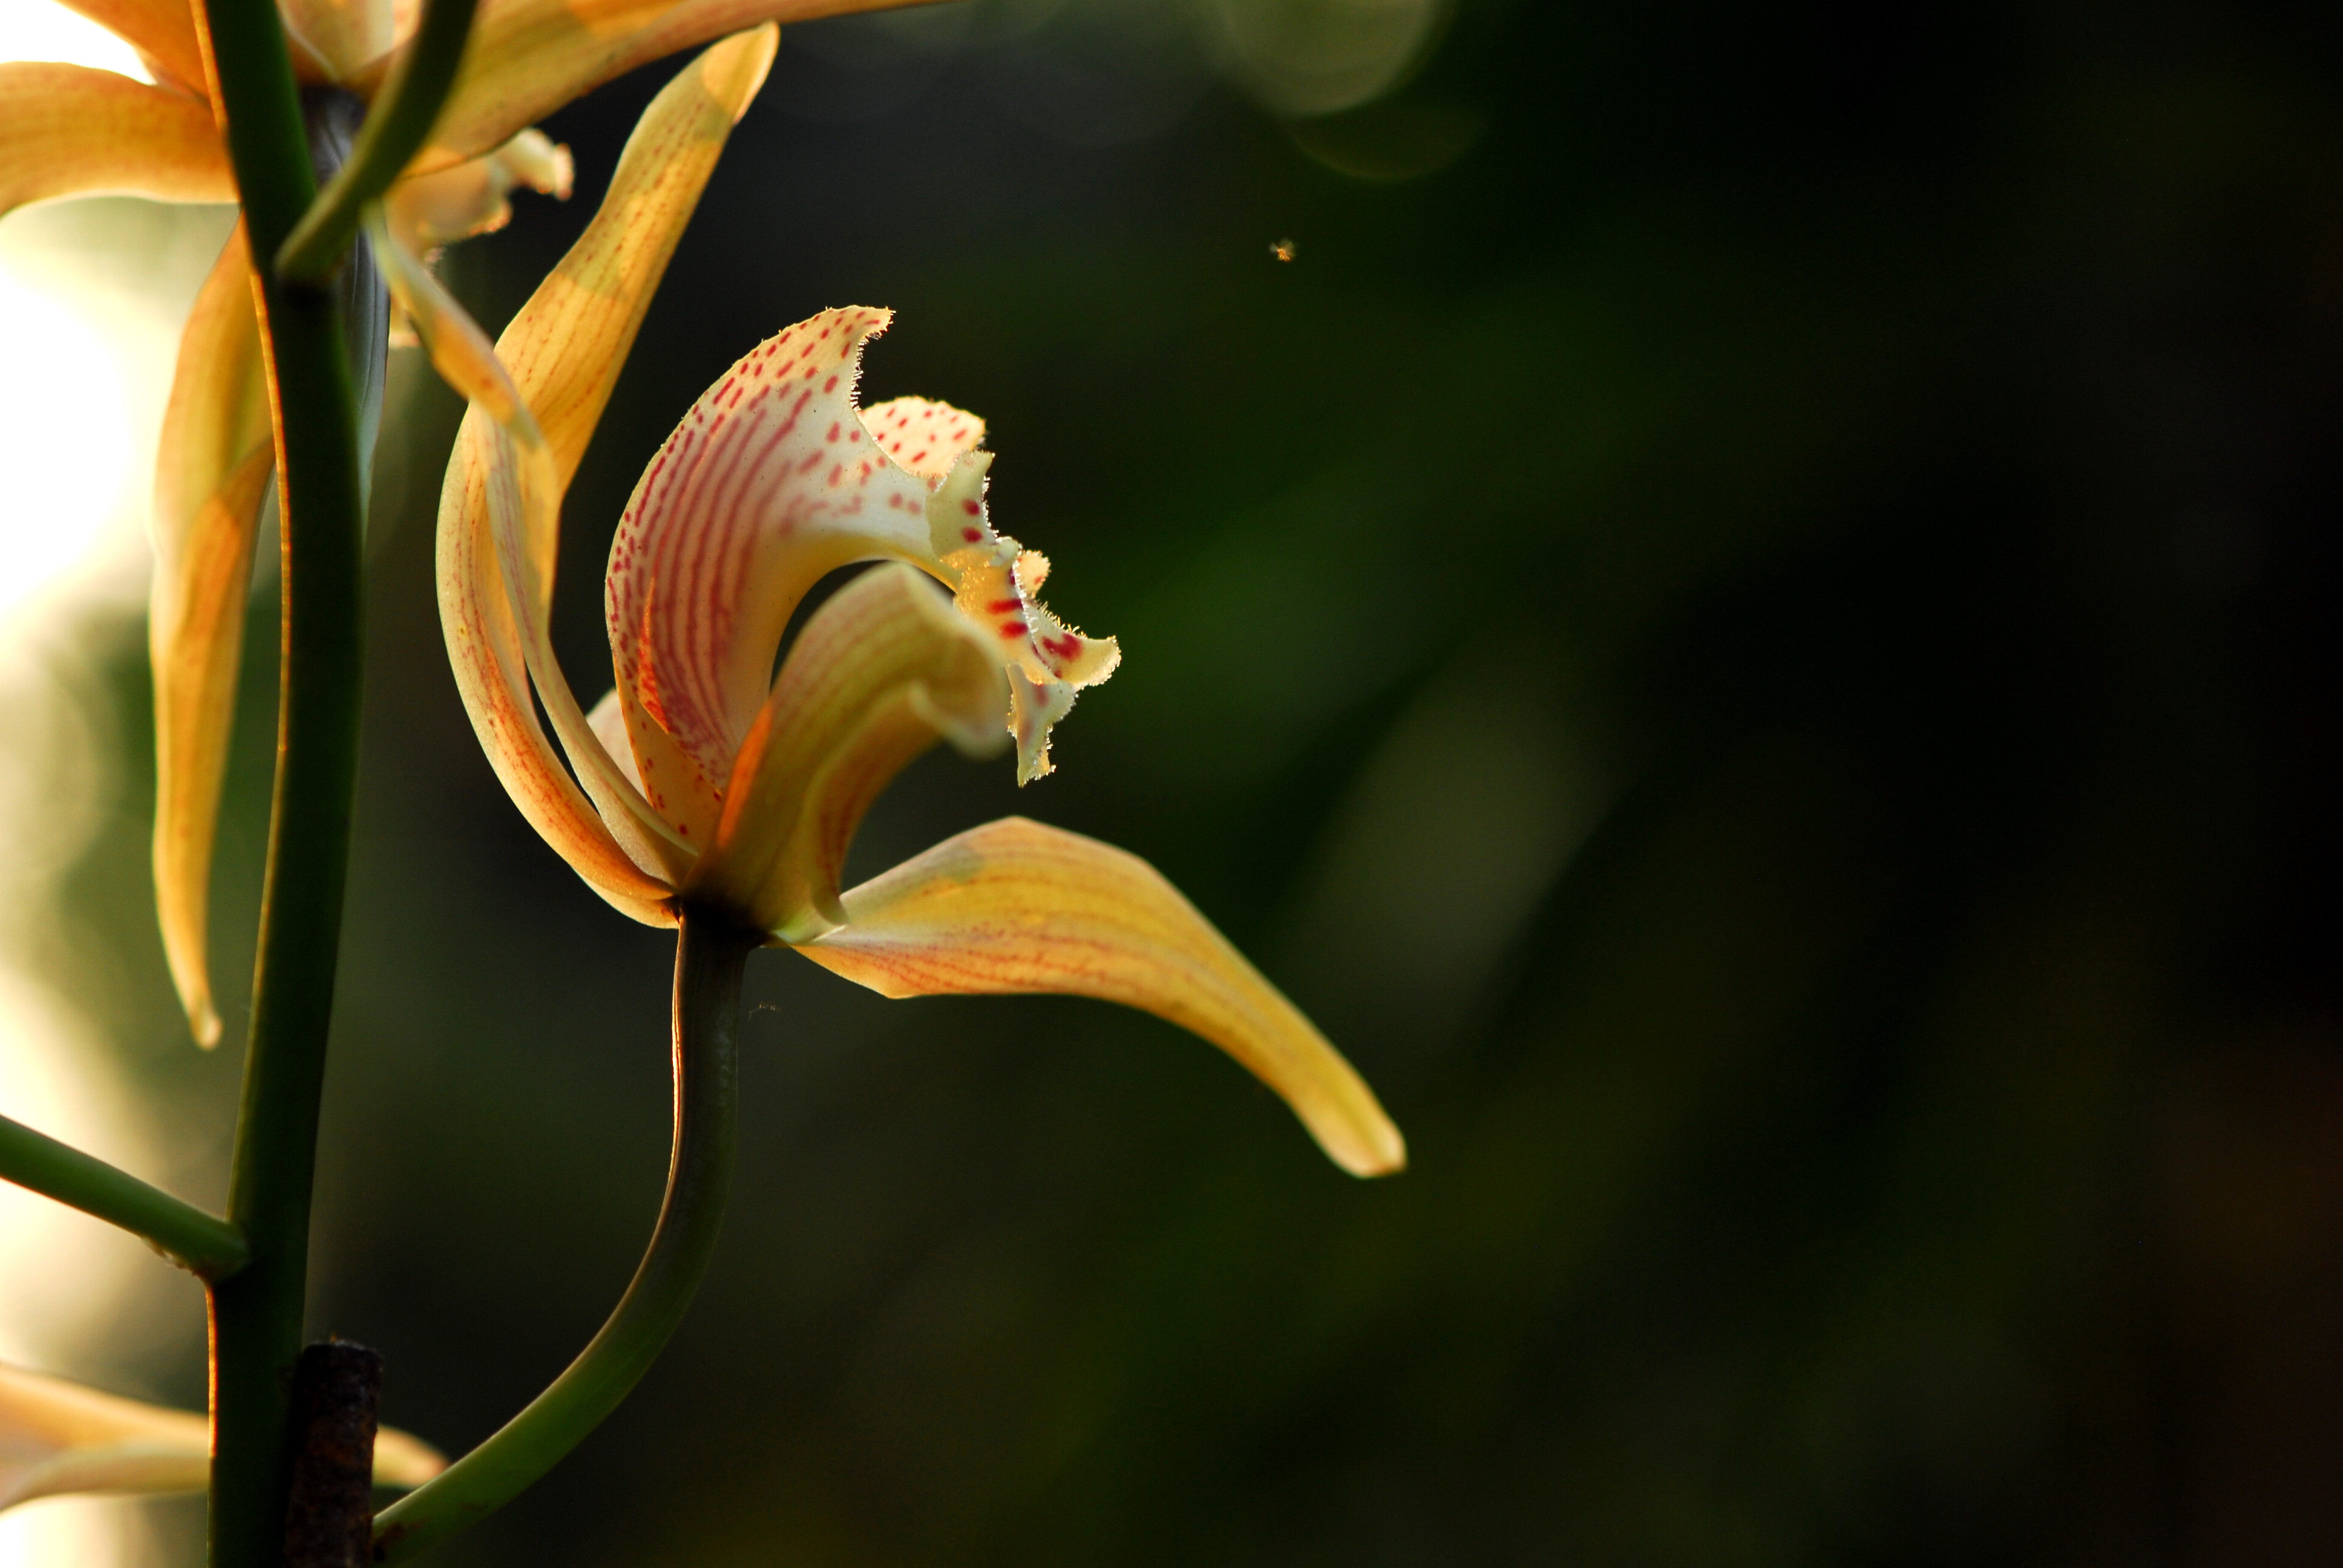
[0,0,147,75]
[0,268,130,623]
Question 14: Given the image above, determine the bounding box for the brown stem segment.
[283,1341,382,1568]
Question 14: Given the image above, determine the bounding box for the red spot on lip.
[962,526,981,541]
[986,598,1024,614]
[998,621,1027,638]
[824,374,838,391]
[961,498,980,515]
[827,422,841,442]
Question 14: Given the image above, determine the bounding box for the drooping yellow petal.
[0,1362,447,1512]
[382,128,572,255]
[45,0,208,94]
[798,817,1407,1177]
[149,224,270,1049]
[690,563,1006,938]
[392,0,920,174]
[414,27,775,913]
[0,64,231,220]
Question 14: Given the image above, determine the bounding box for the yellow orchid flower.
[0,1359,443,1513]
[379,28,1404,1180]
[0,0,935,1049]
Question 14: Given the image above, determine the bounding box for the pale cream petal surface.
[799,817,1407,1177]
[399,0,922,174]
[2,1362,445,1511]
[277,0,393,83]
[45,0,207,93]
[692,563,1005,937]
[0,64,231,219]
[149,224,269,1048]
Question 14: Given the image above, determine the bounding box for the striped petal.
[392,0,923,175]
[409,26,776,913]
[1,1361,445,1512]
[690,563,1006,938]
[603,307,929,849]
[604,310,1118,848]
[0,64,231,220]
[797,817,1407,1178]
[45,0,208,94]
[150,224,270,1048]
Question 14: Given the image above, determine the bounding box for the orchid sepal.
[797,817,1407,1178]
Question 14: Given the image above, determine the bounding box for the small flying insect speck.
[1270,238,1297,262]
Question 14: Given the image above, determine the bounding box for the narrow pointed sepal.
[0,64,232,220]
[797,818,1407,1177]
[0,1362,447,1513]
[150,224,272,1048]
[411,28,776,912]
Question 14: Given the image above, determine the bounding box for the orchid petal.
[382,128,572,255]
[393,0,920,174]
[0,64,231,220]
[0,1362,446,1512]
[150,223,269,1048]
[690,563,1006,938]
[380,215,678,920]
[45,0,207,94]
[603,306,932,848]
[413,27,775,912]
[278,0,393,83]
[605,308,1117,844]
[798,817,1407,1177]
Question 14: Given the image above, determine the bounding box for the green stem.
[370,907,755,1564]
[193,0,367,1561]
[0,1114,248,1278]
[275,0,481,284]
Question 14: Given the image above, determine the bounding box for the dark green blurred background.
[39,0,2343,1560]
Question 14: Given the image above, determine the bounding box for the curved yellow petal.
[798,817,1407,1178]
[408,29,774,915]
[150,224,270,1048]
[382,128,572,255]
[396,0,917,174]
[692,563,1006,937]
[0,64,231,220]
[1,1361,445,1512]
[380,216,680,920]
[46,0,208,94]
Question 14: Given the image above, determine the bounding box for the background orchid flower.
[0,0,936,1050]
[0,1360,442,1513]
[378,29,1403,1180]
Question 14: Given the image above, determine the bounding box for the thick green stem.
[192,0,367,1561]
[0,1113,248,1277]
[370,908,754,1564]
